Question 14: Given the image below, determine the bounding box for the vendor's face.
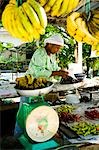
[46,43,62,54]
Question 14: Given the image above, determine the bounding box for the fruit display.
[15,74,48,89]
[66,11,99,47]
[37,0,81,17]
[85,109,99,120]
[70,121,99,136]
[55,104,75,114]
[59,112,81,123]
[2,0,47,42]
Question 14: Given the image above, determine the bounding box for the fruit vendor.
[26,34,68,80]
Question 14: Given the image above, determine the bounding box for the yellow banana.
[50,0,63,17]
[19,6,40,40]
[18,6,33,40]
[38,0,48,6]
[66,12,80,33]
[2,6,16,36]
[44,5,51,13]
[67,0,75,14]
[2,4,15,29]
[74,34,83,42]
[27,0,47,28]
[74,17,86,41]
[9,0,16,5]
[22,2,41,29]
[57,0,69,17]
[18,6,34,34]
[66,25,74,37]
[22,2,45,35]
[81,20,98,45]
[13,8,31,42]
[7,8,18,37]
[46,0,56,7]
[44,0,56,13]
[11,8,22,39]
[72,0,80,10]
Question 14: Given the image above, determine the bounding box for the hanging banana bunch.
[37,0,81,17]
[66,0,99,53]
[2,0,47,42]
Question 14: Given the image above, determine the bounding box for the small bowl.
[74,73,85,82]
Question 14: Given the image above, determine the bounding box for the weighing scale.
[16,95,60,150]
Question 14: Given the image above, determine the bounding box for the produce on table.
[2,0,47,42]
[55,104,75,114]
[59,112,81,123]
[85,109,99,120]
[15,74,48,89]
[70,121,99,136]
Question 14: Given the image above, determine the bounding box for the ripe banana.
[72,0,80,11]
[44,0,56,13]
[13,8,31,42]
[18,6,34,41]
[50,0,63,17]
[7,8,18,37]
[11,8,24,39]
[2,4,15,29]
[18,6,34,35]
[81,20,98,45]
[66,12,80,33]
[9,0,16,5]
[22,2,41,29]
[27,0,47,28]
[57,0,69,17]
[67,0,75,14]
[2,6,16,36]
[22,2,44,35]
[38,0,48,6]
[75,17,85,37]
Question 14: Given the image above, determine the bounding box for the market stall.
[0,0,99,149]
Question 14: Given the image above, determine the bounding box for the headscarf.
[44,34,64,46]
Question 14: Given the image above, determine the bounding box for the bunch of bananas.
[16,74,47,89]
[2,0,47,42]
[88,9,99,41]
[37,0,81,17]
[66,11,99,47]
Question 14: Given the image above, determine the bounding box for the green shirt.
[26,48,60,79]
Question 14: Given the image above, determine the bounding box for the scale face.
[26,106,59,142]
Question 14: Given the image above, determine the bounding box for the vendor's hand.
[59,70,69,78]
[51,70,68,78]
